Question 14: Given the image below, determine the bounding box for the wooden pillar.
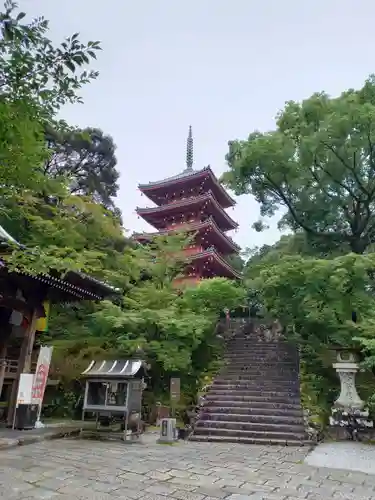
[0,321,13,410]
[0,343,8,401]
[7,309,38,426]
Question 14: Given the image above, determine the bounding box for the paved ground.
[1,437,375,499]
[306,441,375,475]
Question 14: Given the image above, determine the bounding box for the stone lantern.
[332,350,364,410]
[330,348,373,433]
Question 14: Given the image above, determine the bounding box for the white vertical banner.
[31,346,53,408]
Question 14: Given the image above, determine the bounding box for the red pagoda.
[134,127,241,286]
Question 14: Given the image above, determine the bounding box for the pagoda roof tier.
[188,248,242,280]
[133,217,240,254]
[136,192,238,232]
[138,166,235,209]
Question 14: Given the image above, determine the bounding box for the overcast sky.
[20,0,375,252]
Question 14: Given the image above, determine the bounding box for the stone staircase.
[190,320,307,445]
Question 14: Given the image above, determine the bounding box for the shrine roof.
[0,225,20,246]
[82,359,145,378]
[0,224,119,302]
[138,166,235,209]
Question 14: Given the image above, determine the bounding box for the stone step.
[227,342,292,345]
[224,358,298,364]
[223,358,298,364]
[225,359,297,364]
[189,434,308,446]
[226,342,293,345]
[204,393,300,404]
[196,420,305,433]
[201,400,302,410]
[207,388,300,398]
[192,427,307,441]
[199,412,304,425]
[213,378,300,385]
[219,367,299,380]
[226,350,297,355]
[201,406,304,417]
[212,383,300,391]
[221,371,299,379]
[214,375,299,382]
[225,345,295,351]
[227,339,294,342]
[222,366,299,373]
[223,362,298,368]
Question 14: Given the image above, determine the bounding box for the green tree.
[182,277,246,315]
[223,76,375,254]
[1,193,134,288]
[226,253,245,273]
[48,244,246,405]
[44,127,119,208]
[249,251,375,417]
[0,1,101,205]
[0,1,101,116]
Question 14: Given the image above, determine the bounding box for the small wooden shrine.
[80,359,147,439]
[134,127,241,287]
[0,225,118,425]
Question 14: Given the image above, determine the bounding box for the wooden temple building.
[134,127,241,286]
[0,225,117,425]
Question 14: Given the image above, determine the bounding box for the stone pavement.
[0,437,375,499]
[306,441,375,476]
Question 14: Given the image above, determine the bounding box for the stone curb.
[0,428,80,450]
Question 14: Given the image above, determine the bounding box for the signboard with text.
[170,377,180,402]
[31,346,53,407]
[16,373,33,407]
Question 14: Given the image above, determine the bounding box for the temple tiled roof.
[0,224,119,300]
[133,217,241,253]
[139,166,208,188]
[189,248,242,279]
[136,191,238,231]
[138,166,236,209]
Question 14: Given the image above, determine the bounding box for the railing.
[0,359,37,378]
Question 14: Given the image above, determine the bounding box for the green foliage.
[0,2,252,420]
[182,277,246,317]
[228,75,375,419]
[0,1,102,212]
[0,1,101,116]
[245,246,375,418]
[1,194,131,283]
[39,232,242,407]
[44,127,119,209]
[255,253,375,347]
[0,100,47,200]
[223,75,375,254]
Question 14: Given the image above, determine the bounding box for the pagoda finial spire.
[186,125,193,171]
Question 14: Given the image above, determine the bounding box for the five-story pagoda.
[134,127,241,286]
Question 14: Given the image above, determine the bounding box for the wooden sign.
[170,377,180,402]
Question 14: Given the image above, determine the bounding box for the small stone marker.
[157,417,178,444]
